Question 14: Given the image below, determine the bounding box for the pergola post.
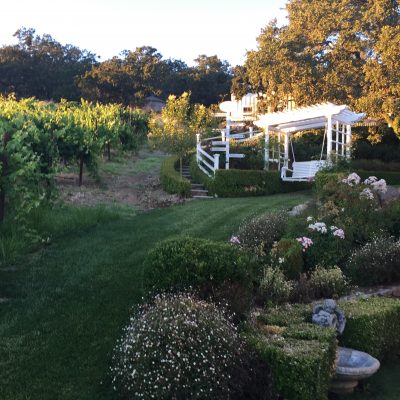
[283,133,289,167]
[264,125,270,170]
[326,115,333,159]
[346,124,352,159]
[225,113,231,170]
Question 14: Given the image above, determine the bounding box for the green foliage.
[111,293,246,399]
[159,155,191,197]
[340,297,400,360]
[0,27,96,101]
[0,192,312,400]
[271,238,304,280]
[310,266,349,299]
[357,170,400,186]
[235,211,288,258]
[143,236,256,316]
[0,204,122,266]
[247,304,337,400]
[193,167,310,197]
[345,236,400,286]
[259,267,294,305]
[150,93,213,173]
[382,201,400,238]
[240,1,400,137]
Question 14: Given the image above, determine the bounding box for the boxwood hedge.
[160,155,191,197]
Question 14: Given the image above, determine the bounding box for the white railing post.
[327,115,333,159]
[346,124,351,159]
[196,133,201,162]
[249,126,253,138]
[264,125,270,170]
[213,154,220,173]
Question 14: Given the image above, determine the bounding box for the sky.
[0,0,288,66]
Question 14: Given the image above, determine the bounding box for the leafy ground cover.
[0,192,310,400]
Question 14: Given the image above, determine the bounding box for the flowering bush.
[111,293,246,399]
[271,238,304,279]
[310,266,349,299]
[345,236,400,286]
[234,212,288,258]
[259,267,294,305]
[315,172,388,244]
[296,236,313,251]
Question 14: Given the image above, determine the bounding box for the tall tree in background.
[0,28,97,100]
[239,0,400,135]
[149,92,216,174]
[188,55,232,106]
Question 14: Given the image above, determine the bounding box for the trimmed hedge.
[143,236,257,316]
[339,297,400,360]
[247,297,400,399]
[246,304,337,400]
[357,170,400,185]
[190,157,310,197]
[160,155,191,197]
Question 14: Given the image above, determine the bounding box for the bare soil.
[56,149,187,210]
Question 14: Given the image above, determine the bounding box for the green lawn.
[335,360,400,400]
[0,193,309,400]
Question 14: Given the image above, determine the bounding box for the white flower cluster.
[307,220,345,240]
[308,221,328,234]
[359,188,374,200]
[342,172,361,186]
[370,179,387,194]
[111,293,243,399]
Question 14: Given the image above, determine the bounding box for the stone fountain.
[312,299,380,395]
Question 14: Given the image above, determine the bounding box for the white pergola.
[254,102,365,169]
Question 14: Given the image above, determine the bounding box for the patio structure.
[197,102,365,181]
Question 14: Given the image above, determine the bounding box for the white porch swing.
[255,103,365,182]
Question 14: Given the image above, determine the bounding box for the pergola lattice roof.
[255,102,365,134]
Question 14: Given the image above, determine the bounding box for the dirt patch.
[57,149,188,210]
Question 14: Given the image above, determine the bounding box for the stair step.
[191,189,208,193]
[191,184,204,188]
[193,195,214,199]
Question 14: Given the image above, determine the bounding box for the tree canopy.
[238,0,400,136]
[0,28,97,101]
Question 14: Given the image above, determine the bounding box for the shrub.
[310,266,349,299]
[246,304,337,400]
[259,267,294,305]
[271,238,304,280]
[382,200,400,237]
[190,159,310,197]
[235,212,288,258]
[339,297,400,360]
[111,293,246,399]
[160,155,191,197]
[345,236,400,286]
[143,236,256,316]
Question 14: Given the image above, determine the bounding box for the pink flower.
[333,229,345,240]
[230,235,241,245]
[297,236,313,251]
[342,172,361,186]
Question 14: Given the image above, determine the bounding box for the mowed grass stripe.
[0,192,310,400]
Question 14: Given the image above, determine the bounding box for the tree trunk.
[0,132,11,223]
[107,142,111,161]
[78,154,84,186]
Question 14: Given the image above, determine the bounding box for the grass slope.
[0,193,309,400]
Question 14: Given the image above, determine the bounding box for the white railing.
[196,143,220,177]
[196,128,262,176]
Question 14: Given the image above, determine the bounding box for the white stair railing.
[196,128,262,177]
